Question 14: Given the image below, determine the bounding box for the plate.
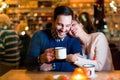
[53,75,60,79]
[91,74,98,79]
[53,75,69,80]
[93,74,97,78]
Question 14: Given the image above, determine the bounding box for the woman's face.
[72,20,80,28]
[69,20,83,37]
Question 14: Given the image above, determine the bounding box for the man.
[0,14,22,76]
[25,6,82,72]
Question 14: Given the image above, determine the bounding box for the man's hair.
[53,6,73,20]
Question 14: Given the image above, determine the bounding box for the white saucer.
[88,74,97,79]
[93,74,97,78]
[53,75,60,79]
[53,75,69,79]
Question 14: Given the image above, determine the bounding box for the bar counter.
[0,69,120,80]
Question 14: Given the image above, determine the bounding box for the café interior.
[0,0,120,80]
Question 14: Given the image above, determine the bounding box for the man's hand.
[40,48,55,63]
[40,63,53,71]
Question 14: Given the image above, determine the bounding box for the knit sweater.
[26,29,82,72]
[0,27,22,66]
[74,32,114,71]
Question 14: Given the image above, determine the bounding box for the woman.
[67,19,114,71]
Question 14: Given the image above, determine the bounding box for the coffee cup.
[55,47,67,59]
[82,64,95,79]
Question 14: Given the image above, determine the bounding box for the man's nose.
[61,26,66,32]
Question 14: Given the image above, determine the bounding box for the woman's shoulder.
[91,32,105,38]
[90,32,107,43]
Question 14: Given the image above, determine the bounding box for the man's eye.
[57,23,62,26]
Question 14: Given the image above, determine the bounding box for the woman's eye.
[72,24,75,26]
[66,24,71,27]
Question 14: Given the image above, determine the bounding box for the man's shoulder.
[32,29,52,39]
[34,29,51,35]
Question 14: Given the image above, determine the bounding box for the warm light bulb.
[20,31,25,35]
[71,68,87,80]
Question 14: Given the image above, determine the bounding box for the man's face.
[54,15,72,39]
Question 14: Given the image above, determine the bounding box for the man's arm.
[51,38,83,72]
[25,30,49,71]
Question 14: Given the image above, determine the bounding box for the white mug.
[82,64,95,79]
[55,47,67,59]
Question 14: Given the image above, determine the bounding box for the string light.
[0,2,8,12]
[20,31,26,36]
[109,0,117,12]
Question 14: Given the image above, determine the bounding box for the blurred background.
[0,0,120,69]
[0,0,119,41]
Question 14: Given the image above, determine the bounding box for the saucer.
[53,75,69,80]
[53,75,60,79]
[93,74,97,78]
[88,74,97,79]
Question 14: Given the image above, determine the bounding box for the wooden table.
[0,69,120,80]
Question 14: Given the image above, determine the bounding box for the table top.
[0,69,120,80]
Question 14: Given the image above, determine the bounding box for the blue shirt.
[26,29,82,72]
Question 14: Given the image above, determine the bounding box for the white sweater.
[74,32,114,71]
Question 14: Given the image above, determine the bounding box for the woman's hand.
[66,54,76,62]
[40,48,55,63]
[66,53,83,63]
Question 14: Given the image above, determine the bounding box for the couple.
[25,6,113,72]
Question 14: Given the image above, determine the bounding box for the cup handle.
[87,69,92,76]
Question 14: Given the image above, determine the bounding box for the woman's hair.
[73,14,81,24]
[78,12,92,26]
[78,12,96,33]
[53,6,73,20]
